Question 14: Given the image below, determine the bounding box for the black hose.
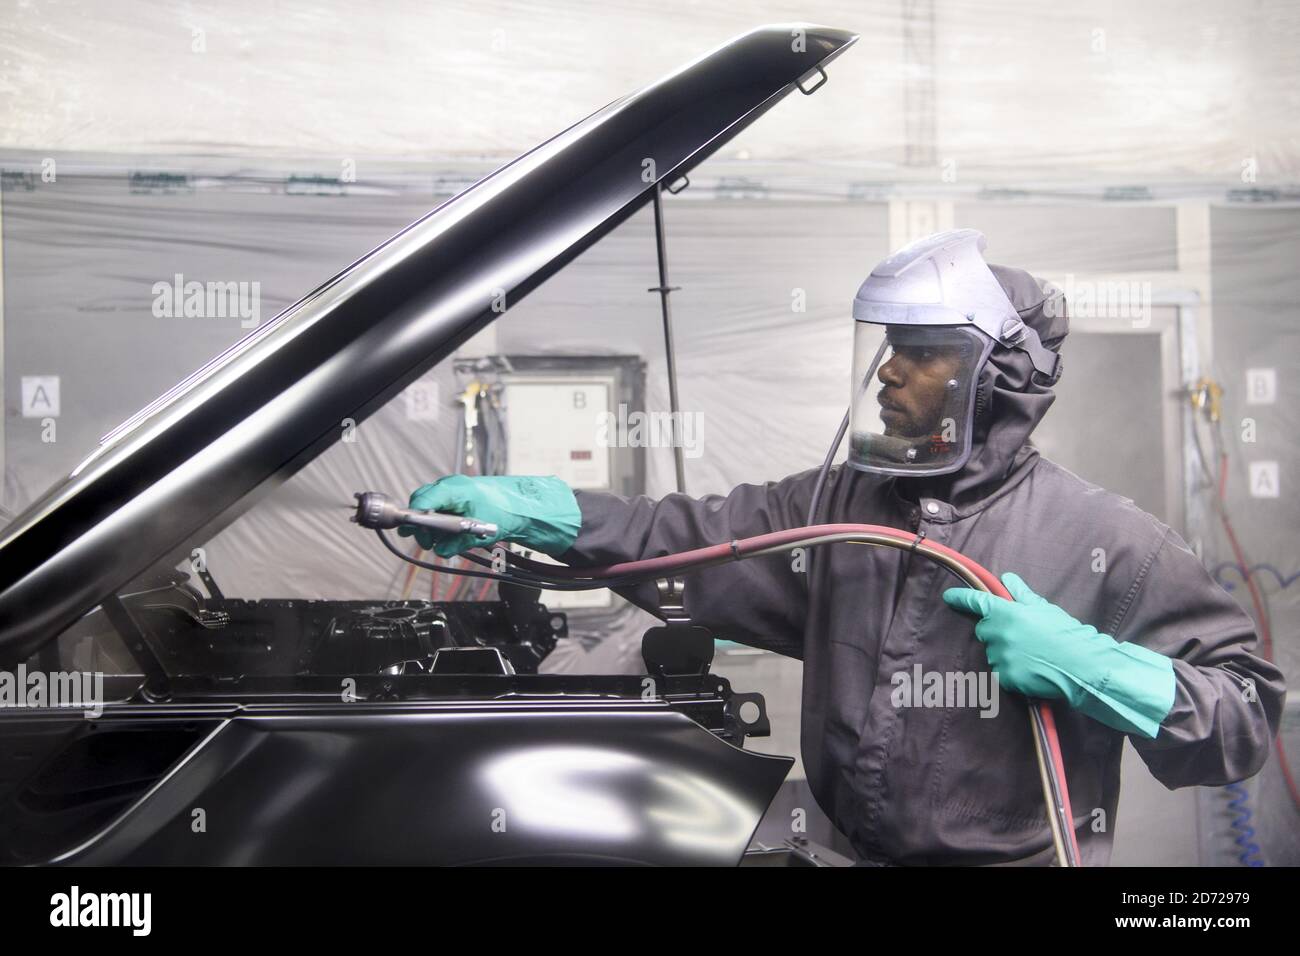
[808,406,850,528]
[376,529,724,592]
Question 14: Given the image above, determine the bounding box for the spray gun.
[350,491,498,540]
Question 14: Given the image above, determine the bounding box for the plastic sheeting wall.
[3,1,1298,180]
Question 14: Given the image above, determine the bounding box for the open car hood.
[0,23,857,664]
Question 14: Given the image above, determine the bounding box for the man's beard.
[883,408,943,440]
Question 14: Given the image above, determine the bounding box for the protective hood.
[896,263,1069,509]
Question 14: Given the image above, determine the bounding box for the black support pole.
[649,184,687,494]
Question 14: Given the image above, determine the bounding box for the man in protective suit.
[403,229,1285,865]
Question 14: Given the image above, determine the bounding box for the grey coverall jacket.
[560,270,1286,866]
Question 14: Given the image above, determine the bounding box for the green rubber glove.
[400,475,581,559]
[942,572,1176,739]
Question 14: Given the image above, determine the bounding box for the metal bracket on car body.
[725,690,772,738]
[797,65,828,94]
[655,577,690,624]
[664,174,690,195]
[101,594,171,702]
[643,577,715,678]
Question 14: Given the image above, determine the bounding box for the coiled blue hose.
[1224,783,1264,866]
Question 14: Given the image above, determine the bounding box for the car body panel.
[3,703,793,866]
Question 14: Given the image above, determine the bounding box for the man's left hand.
[942,572,1176,739]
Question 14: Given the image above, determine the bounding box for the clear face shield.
[847,322,994,477]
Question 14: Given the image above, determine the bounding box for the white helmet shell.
[853,229,1059,380]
